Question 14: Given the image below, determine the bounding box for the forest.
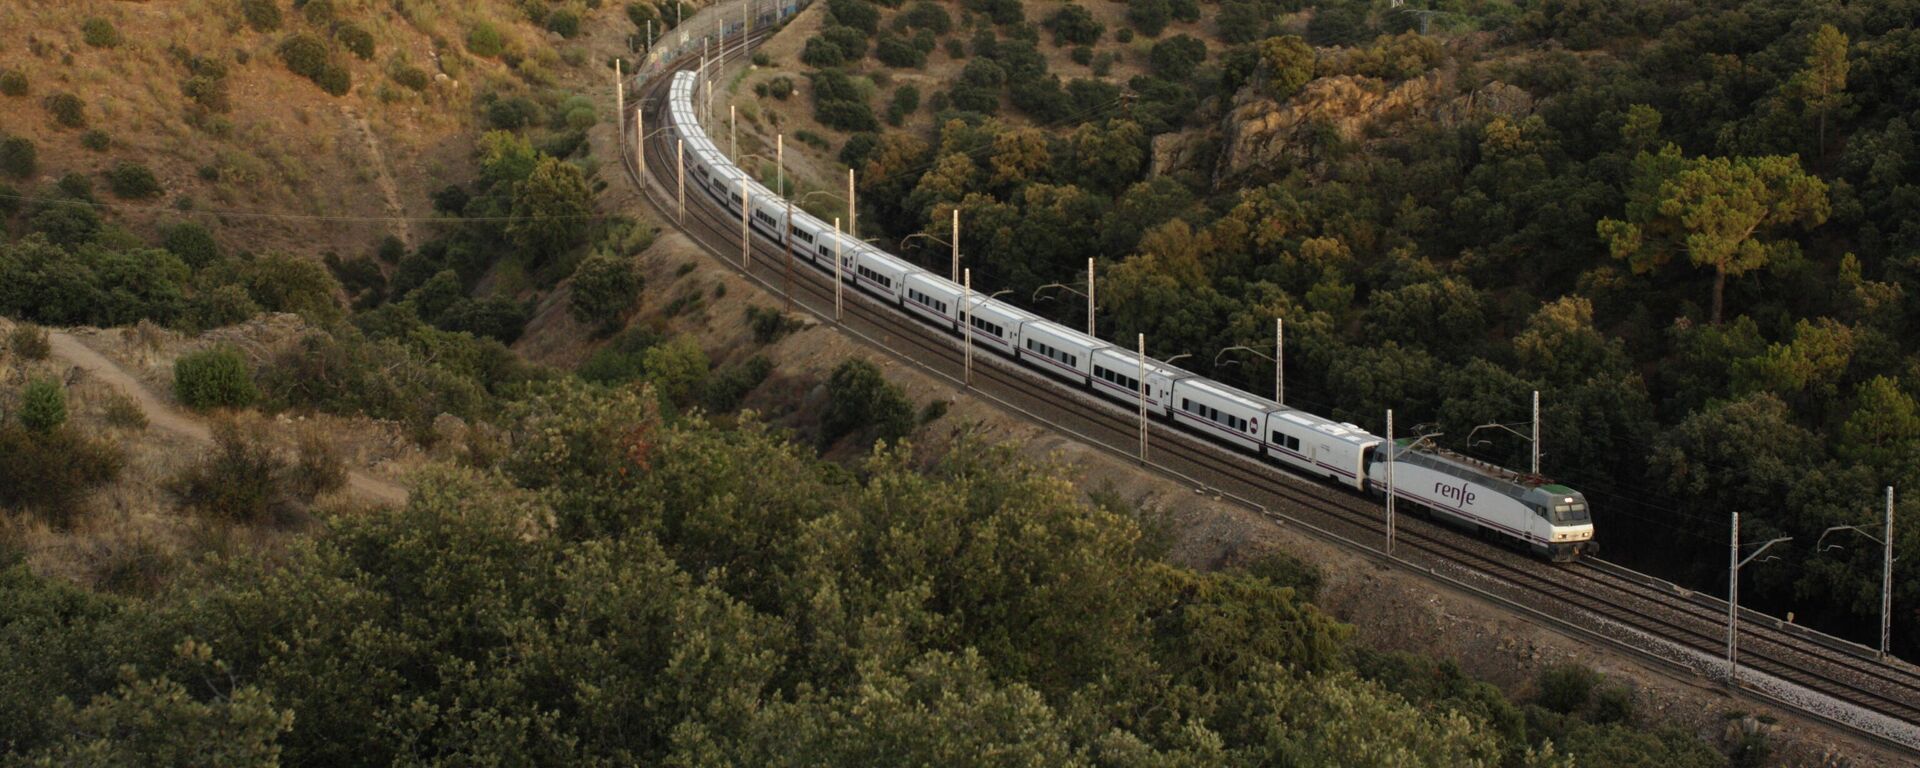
[776,0,1920,657]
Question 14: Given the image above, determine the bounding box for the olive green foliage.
[20,378,68,433]
[171,420,343,524]
[335,22,375,60]
[257,325,542,438]
[809,69,879,132]
[1045,5,1103,46]
[0,69,26,97]
[820,358,914,448]
[80,129,111,151]
[468,22,505,56]
[0,136,35,178]
[104,161,162,199]
[835,0,1920,659]
[568,250,643,331]
[277,34,351,95]
[0,376,1720,763]
[44,92,86,128]
[240,0,282,31]
[9,324,52,360]
[0,419,122,526]
[173,346,259,410]
[81,18,121,48]
[745,305,802,343]
[507,156,593,263]
[1127,0,1171,36]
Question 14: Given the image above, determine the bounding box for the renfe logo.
[1435,480,1477,507]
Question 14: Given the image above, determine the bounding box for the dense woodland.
[777,0,1920,657]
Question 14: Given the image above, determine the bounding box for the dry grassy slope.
[0,0,636,256]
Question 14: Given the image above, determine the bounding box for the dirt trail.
[343,107,413,249]
[47,331,410,507]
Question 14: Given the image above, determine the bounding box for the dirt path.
[342,107,413,249]
[48,331,410,507]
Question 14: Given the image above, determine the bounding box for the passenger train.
[661,71,1596,561]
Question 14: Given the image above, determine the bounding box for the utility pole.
[1385,408,1396,557]
[1275,317,1284,405]
[739,178,749,268]
[675,138,685,224]
[951,207,960,283]
[1086,258,1096,337]
[847,168,856,239]
[614,60,623,124]
[1728,512,1793,682]
[635,107,645,178]
[963,269,974,386]
[1531,390,1541,475]
[729,105,737,158]
[1885,486,1896,660]
[833,217,844,321]
[1138,334,1148,464]
[775,134,783,197]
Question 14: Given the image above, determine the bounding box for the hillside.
[0,0,636,256]
[725,0,1920,662]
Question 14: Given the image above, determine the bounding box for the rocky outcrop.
[1216,69,1535,183]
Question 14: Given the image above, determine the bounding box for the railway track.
[619,36,1920,755]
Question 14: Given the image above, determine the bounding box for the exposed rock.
[1216,69,1535,183]
[1149,129,1212,178]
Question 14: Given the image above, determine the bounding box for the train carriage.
[964,297,1035,357]
[1169,379,1271,452]
[850,246,912,303]
[1087,348,1192,418]
[902,273,962,331]
[1016,321,1106,386]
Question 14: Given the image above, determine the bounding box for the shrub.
[82,18,121,48]
[170,421,312,524]
[182,74,231,113]
[1046,6,1104,45]
[0,423,123,526]
[569,251,643,331]
[1071,45,1094,65]
[546,9,582,38]
[287,428,347,500]
[801,37,847,67]
[44,93,86,128]
[336,22,375,60]
[468,23,505,57]
[1127,0,1170,36]
[1536,663,1599,714]
[823,25,870,59]
[174,345,259,410]
[20,378,67,433]
[0,136,35,179]
[752,51,771,66]
[392,63,431,91]
[891,83,919,113]
[767,76,794,99]
[300,0,335,23]
[240,0,282,31]
[57,172,94,200]
[577,326,663,384]
[1150,34,1207,80]
[0,69,26,97]
[1592,684,1635,725]
[1116,27,1135,43]
[966,0,1024,26]
[827,0,880,33]
[9,324,52,360]
[161,222,221,268]
[79,129,110,151]
[746,305,802,343]
[904,2,952,34]
[104,162,162,199]
[821,358,914,448]
[700,356,772,412]
[104,393,147,430]
[875,34,926,67]
[625,1,659,28]
[816,98,881,131]
[946,37,966,59]
[278,34,328,78]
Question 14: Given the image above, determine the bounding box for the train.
[662,71,1597,562]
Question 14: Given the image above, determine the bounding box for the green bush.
[1046,6,1104,45]
[1071,45,1093,66]
[0,136,35,178]
[0,69,26,97]
[20,378,67,433]
[44,93,86,128]
[1150,34,1206,80]
[821,358,914,448]
[546,9,582,38]
[277,34,328,78]
[82,18,121,48]
[801,38,847,67]
[903,1,952,34]
[767,76,794,100]
[174,345,259,410]
[9,324,52,360]
[182,74,231,113]
[569,251,643,332]
[468,23,504,57]
[170,421,329,524]
[79,129,110,151]
[1536,663,1599,714]
[875,34,926,68]
[104,162,162,199]
[336,22,375,60]
[0,422,123,526]
[391,63,430,91]
[577,326,663,384]
[160,222,221,268]
[827,0,880,33]
[746,305,802,343]
[1116,27,1135,43]
[1127,0,1170,36]
[300,0,335,23]
[752,51,771,67]
[240,0,282,31]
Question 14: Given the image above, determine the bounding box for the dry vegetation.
[0,0,633,256]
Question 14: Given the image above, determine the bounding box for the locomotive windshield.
[1549,502,1590,525]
